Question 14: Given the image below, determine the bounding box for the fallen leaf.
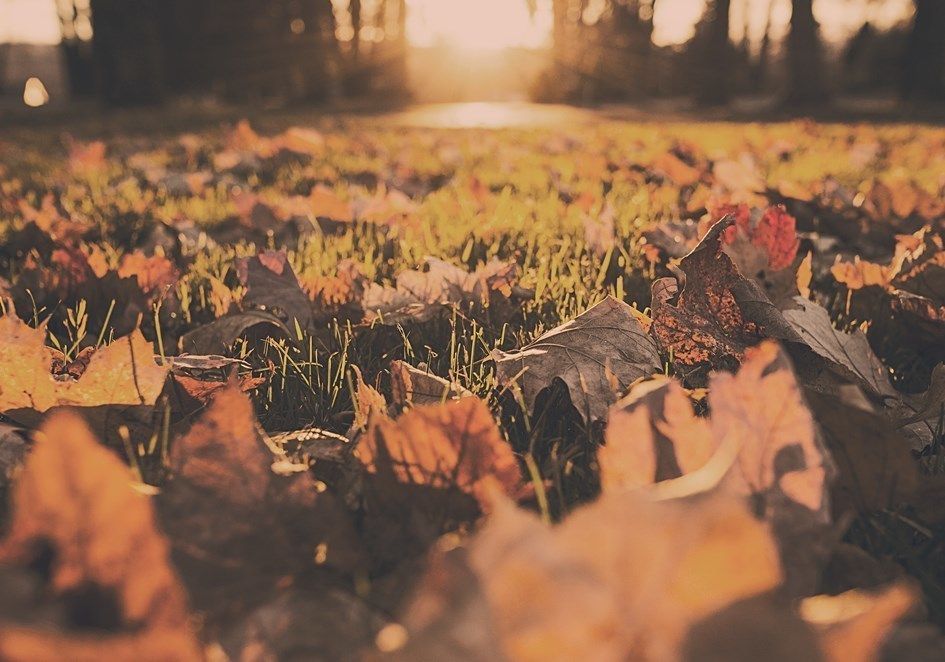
[780,296,895,399]
[0,411,200,660]
[235,250,315,330]
[601,342,834,594]
[461,490,782,661]
[802,584,917,662]
[492,296,661,424]
[158,385,365,632]
[355,397,521,510]
[650,217,793,384]
[806,390,919,515]
[179,309,290,354]
[363,258,530,326]
[0,316,168,416]
[389,360,472,409]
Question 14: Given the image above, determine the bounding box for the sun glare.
[406,0,552,51]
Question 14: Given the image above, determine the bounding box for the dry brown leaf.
[389,360,472,409]
[0,411,200,661]
[807,391,920,515]
[0,315,168,415]
[492,296,661,424]
[602,342,830,513]
[161,384,363,579]
[460,491,782,661]
[355,397,521,510]
[116,251,180,300]
[780,296,895,399]
[352,364,388,432]
[582,202,616,257]
[363,258,529,326]
[234,250,315,330]
[650,217,784,384]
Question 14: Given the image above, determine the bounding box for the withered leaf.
[159,385,365,624]
[459,491,782,661]
[0,316,168,416]
[807,390,920,515]
[235,250,315,330]
[492,296,661,424]
[363,258,529,326]
[179,308,290,354]
[780,296,895,399]
[356,397,521,510]
[650,217,796,385]
[0,411,200,661]
[601,342,834,595]
[390,360,472,409]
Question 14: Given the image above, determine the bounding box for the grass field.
[2,114,945,658]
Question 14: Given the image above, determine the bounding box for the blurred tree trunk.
[89,0,166,105]
[903,0,945,100]
[751,0,774,92]
[785,0,828,105]
[351,0,362,64]
[694,0,732,106]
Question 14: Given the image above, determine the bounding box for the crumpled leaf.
[0,315,168,416]
[390,360,472,409]
[650,217,794,384]
[355,397,521,510]
[492,296,661,424]
[703,204,802,302]
[0,411,200,661]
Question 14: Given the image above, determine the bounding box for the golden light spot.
[23,77,50,108]
[375,623,409,653]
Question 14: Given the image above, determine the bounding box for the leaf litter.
[2,119,945,660]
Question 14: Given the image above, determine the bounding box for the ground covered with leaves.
[2,117,945,660]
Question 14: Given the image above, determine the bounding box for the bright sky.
[0,0,917,49]
[0,0,61,44]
